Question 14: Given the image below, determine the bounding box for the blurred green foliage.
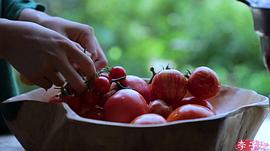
[17,0,270,95]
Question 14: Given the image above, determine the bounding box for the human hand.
[40,17,108,70]
[0,20,96,92]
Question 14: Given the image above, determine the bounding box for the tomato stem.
[165,64,171,70]
[149,67,156,84]
[184,69,192,79]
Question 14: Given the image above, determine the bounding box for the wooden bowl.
[0,86,269,151]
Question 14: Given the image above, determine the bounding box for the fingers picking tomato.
[167,104,215,122]
[131,113,167,125]
[104,89,149,123]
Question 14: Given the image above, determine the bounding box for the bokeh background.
[16,0,270,95]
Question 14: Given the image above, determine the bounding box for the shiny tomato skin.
[167,104,215,122]
[187,66,220,100]
[94,76,111,95]
[100,73,112,83]
[79,105,104,120]
[149,99,172,118]
[151,69,188,105]
[172,97,214,111]
[131,113,167,125]
[63,95,82,113]
[120,75,151,103]
[109,66,127,79]
[80,90,101,107]
[104,89,149,123]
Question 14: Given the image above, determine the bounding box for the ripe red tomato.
[149,99,172,118]
[63,95,82,113]
[131,113,167,125]
[150,69,188,105]
[104,89,149,123]
[109,66,127,79]
[49,95,62,103]
[94,76,111,95]
[187,66,220,100]
[100,72,111,83]
[120,75,151,103]
[172,97,214,111]
[79,105,104,120]
[167,104,215,122]
[80,90,100,107]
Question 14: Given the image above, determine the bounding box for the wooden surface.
[0,86,269,151]
[0,114,269,151]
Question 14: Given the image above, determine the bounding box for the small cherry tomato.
[80,90,100,107]
[172,97,214,111]
[151,69,188,105]
[167,104,215,122]
[100,73,112,83]
[149,99,172,118]
[63,95,82,113]
[131,114,167,125]
[104,89,149,123]
[109,66,127,79]
[94,76,111,95]
[187,66,220,100]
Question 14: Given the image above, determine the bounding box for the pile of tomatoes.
[49,66,220,125]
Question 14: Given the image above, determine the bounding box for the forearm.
[0,18,44,59]
[0,18,12,58]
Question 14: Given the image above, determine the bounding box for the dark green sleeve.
[2,0,45,20]
[0,60,18,102]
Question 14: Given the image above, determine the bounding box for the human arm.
[0,19,96,92]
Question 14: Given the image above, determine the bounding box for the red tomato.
[104,89,149,123]
[120,75,151,103]
[149,99,172,118]
[187,66,220,100]
[167,104,215,122]
[150,69,188,105]
[94,76,111,95]
[172,97,214,111]
[80,90,100,107]
[109,66,127,79]
[63,95,82,113]
[131,114,167,125]
[79,105,104,120]
[100,73,112,83]
[49,95,62,103]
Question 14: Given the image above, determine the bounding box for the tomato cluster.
[49,66,220,125]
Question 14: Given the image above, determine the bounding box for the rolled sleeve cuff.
[5,0,45,20]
